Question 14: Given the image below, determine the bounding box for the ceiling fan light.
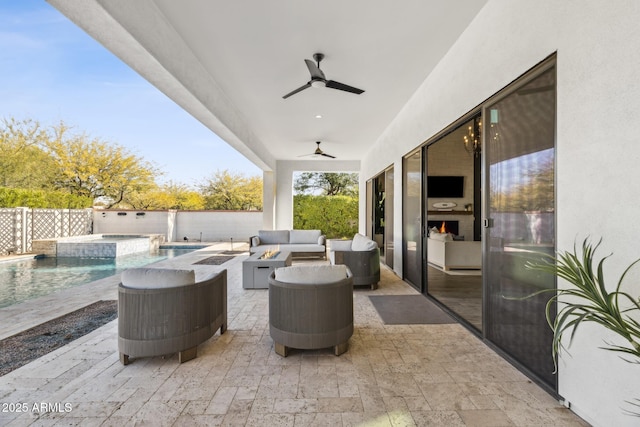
[311,79,326,88]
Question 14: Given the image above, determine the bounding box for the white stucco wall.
[93,210,262,242]
[360,1,640,426]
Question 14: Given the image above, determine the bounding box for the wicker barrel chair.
[268,264,353,357]
[118,268,227,365]
[329,233,380,289]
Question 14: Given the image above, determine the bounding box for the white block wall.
[93,210,262,243]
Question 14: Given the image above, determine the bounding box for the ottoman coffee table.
[242,250,292,289]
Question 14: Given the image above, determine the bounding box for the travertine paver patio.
[0,244,588,426]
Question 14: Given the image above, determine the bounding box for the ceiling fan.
[298,141,336,159]
[283,53,365,99]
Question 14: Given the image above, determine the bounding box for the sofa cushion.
[289,229,321,244]
[121,268,196,289]
[351,233,378,251]
[251,236,260,247]
[274,264,349,284]
[329,239,353,252]
[258,230,290,244]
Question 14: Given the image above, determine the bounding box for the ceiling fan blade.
[305,59,326,80]
[326,80,364,95]
[320,152,336,159]
[283,83,311,99]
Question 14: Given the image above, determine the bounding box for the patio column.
[262,170,275,230]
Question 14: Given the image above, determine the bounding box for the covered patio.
[5,1,638,425]
[0,246,585,425]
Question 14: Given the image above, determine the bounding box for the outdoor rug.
[192,255,235,265]
[0,300,117,376]
[369,295,455,325]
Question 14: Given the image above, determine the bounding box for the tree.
[0,118,56,189]
[491,151,554,212]
[44,123,159,208]
[293,172,358,196]
[199,170,262,210]
[126,182,205,210]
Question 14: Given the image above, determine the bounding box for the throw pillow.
[351,233,377,251]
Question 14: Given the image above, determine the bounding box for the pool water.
[0,248,195,308]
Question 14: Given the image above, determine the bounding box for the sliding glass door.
[483,63,557,389]
[425,115,482,331]
[403,150,423,291]
[400,56,557,391]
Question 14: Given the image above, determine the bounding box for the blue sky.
[0,1,261,187]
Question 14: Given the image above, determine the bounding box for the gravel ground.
[0,300,117,376]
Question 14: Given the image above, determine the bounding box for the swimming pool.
[0,248,196,308]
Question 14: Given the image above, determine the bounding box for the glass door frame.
[480,55,558,394]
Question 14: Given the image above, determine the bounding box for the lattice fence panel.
[0,208,94,254]
[69,209,92,236]
[0,209,20,254]
[31,209,60,240]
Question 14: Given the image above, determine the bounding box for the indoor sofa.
[249,229,326,258]
[427,231,481,271]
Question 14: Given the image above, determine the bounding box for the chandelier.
[463,116,482,157]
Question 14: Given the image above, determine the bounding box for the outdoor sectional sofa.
[249,229,326,258]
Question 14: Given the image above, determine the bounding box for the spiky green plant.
[526,238,640,415]
[526,238,640,364]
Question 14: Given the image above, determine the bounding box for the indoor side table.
[242,250,292,289]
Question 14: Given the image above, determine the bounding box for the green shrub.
[0,187,93,208]
[293,194,358,239]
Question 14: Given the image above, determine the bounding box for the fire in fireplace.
[427,220,459,235]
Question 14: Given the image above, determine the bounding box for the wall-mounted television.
[427,176,464,198]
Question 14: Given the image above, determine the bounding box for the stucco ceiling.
[48,0,488,171]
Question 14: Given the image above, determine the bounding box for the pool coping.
[0,253,41,265]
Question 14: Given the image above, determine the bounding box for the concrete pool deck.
[0,242,588,426]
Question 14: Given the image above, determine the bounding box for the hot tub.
[32,234,164,258]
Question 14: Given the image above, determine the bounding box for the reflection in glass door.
[373,174,385,258]
[384,167,394,268]
[371,168,394,267]
[403,150,423,291]
[484,64,557,390]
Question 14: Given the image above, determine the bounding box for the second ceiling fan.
[283,53,365,99]
[298,141,336,159]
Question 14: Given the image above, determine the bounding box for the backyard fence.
[0,208,93,255]
[93,209,263,243]
[0,208,264,255]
